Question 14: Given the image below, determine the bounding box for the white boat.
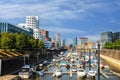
[18,65,33,79]
[77,69,86,77]
[52,68,62,77]
[87,71,96,78]
[100,64,110,70]
[52,59,56,62]
[72,68,77,72]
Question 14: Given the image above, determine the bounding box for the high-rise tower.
[26,16,39,29]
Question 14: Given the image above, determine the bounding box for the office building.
[79,37,88,48]
[112,32,120,42]
[73,37,77,48]
[61,38,65,47]
[0,22,33,36]
[100,31,113,46]
[26,16,39,29]
[33,28,45,41]
[40,29,51,41]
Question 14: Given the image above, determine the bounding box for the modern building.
[100,31,113,46]
[44,41,52,49]
[18,23,26,28]
[26,16,39,29]
[73,37,77,48]
[33,28,45,41]
[40,29,51,41]
[0,22,33,36]
[87,42,96,49]
[61,38,65,47]
[112,32,120,42]
[79,37,88,48]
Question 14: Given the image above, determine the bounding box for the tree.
[104,42,113,49]
[15,32,28,50]
[113,39,120,49]
[28,37,35,50]
[1,32,10,50]
[38,40,44,49]
[8,33,16,50]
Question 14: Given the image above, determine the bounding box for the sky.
[0,0,120,44]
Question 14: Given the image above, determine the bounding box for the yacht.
[52,68,62,78]
[18,65,33,79]
[77,69,86,78]
[87,71,96,78]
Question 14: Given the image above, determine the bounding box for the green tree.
[8,33,16,50]
[1,32,10,50]
[28,37,35,50]
[15,32,28,50]
[113,39,120,49]
[38,40,44,49]
[104,42,113,49]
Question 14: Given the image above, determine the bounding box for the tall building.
[40,29,51,41]
[79,37,88,48]
[112,32,120,42]
[100,31,113,46]
[52,33,61,49]
[73,37,77,48]
[0,22,33,36]
[26,16,39,29]
[33,28,45,41]
[61,38,65,47]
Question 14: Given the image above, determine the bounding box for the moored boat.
[18,65,33,79]
[77,69,86,78]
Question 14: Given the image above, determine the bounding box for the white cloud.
[0,0,112,20]
[40,26,85,34]
[85,35,100,42]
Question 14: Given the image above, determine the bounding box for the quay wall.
[100,49,120,60]
[100,49,120,72]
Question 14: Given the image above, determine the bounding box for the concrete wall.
[100,49,120,60]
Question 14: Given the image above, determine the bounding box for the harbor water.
[24,52,120,80]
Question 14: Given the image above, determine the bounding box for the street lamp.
[97,42,100,80]
[89,49,91,71]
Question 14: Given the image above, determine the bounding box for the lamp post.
[89,49,91,71]
[97,42,100,80]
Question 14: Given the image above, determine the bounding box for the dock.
[70,70,72,78]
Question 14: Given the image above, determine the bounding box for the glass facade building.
[0,22,33,36]
[100,31,113,46]
[112,32,120,42]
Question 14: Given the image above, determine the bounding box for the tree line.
[104,39,120,49]
[0,32,45,50]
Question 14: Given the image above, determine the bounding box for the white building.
[33,28,44,41]
[18,23,26,28]
[26,16,39,29]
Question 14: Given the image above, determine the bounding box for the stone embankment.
[0,75,21,80]
[100,49,120,72]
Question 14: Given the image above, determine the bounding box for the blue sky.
[0,0,120,44]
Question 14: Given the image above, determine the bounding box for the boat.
[100,64,110,70]
[87,71,96,78]
[60,61,67,66]
[52,68,62,78]
[77,69,86,78]
[72,67,77,72]
[18,65,33,79]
